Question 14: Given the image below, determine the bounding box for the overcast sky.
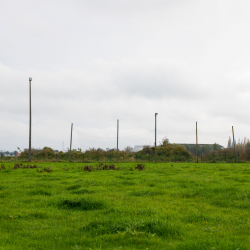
[1,0,250,151]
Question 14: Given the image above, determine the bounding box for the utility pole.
[28,77,32,162]
[232,126,236,163]
[69,123,73,162]
[155,113,158,161]
[196,121,198,163]
[117,119,119,159]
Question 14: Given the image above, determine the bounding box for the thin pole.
[232,126,236,163]
[28,77,32,162]
[196,121,198,163]
[155,113,158,161]
[69,123,73,162]
[117,119,119,159]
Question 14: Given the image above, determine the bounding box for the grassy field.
[0,162,250,250]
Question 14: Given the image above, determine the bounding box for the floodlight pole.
[28,77,32,162]
[155,113,158,161]
[232,126,236,163]
[117,119,119,159]
[69,123,73,162]
[196,121,198,163]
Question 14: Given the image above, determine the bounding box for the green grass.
[0,162,250,249]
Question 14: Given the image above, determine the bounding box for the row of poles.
[195,122,236,163]
[27,77,159,162]
[67,116,236,163]
[68,113,159,162]
[28,78,236,163]
[68,119,237,163]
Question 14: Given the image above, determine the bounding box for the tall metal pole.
[232,126,236,163]
[28,77,32,162]
[155,113,158,161]
[117,119,119,159]
[196,121,198,163]
[69,123,73,162]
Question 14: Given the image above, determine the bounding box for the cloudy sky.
[1,0,250,151]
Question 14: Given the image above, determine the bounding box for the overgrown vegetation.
[197,137,250,163]
[15,140,194,163]
[135,163,145,170]
[6,136,250,163]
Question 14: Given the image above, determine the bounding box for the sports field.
[0,162,249,249]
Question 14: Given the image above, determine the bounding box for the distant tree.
[213,143,219,151]
[125,146,133,153]
[160,137,169,147]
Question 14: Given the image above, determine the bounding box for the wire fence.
[1,124,247,163]
[1,147,249,163]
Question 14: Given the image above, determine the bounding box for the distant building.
[179,143,224,155]
[180,143,223,149]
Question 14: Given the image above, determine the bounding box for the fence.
[1,147,250,163]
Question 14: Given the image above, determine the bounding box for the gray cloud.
[1,1,250,150]
[111,61,210,100]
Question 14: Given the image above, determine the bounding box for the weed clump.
[29,165,38,169]
[84,165,93,172]
[78,163,119,171]
[58,198,105,210]
[96,162,103,170]
[102,164,119,170]
[13,163,20,169]
[13,163,37,169]
[78,165,93,172]
[37,167,52,173]
[22,164,37,169]
[135,164,145,171]
[0,164,6,170]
